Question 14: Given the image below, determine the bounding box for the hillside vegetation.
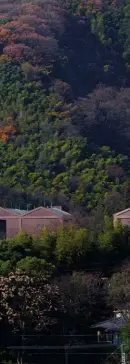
[0,0,129,212]
[0,3,130,362]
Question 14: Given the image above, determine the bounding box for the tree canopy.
[0,0,128,211]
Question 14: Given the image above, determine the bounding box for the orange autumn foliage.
[0,0,65,64]
[0,121,16,142]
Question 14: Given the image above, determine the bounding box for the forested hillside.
[0,3,130,362]
[0,0,129,214]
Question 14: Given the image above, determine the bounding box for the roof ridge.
[52,207,71,216]
[114,207,130,216]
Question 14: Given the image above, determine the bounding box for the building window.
[0,219,6,239]
[37,224,43,230]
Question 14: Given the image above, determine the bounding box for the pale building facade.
[113,207,130,227]
[0,206,72,239]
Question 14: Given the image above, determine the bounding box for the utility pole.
[121,343,126,364]
[17,352,23,364]
[64,346,68,364]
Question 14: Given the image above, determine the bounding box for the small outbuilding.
[91,307,129,345]
[91,316,127,345]
[113,207,130,227]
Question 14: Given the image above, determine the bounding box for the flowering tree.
[0,270,64,333]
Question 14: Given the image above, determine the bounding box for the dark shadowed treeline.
[0,225,130,363]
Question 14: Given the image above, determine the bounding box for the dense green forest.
[0,220,129,276]
[0,0,129,212]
